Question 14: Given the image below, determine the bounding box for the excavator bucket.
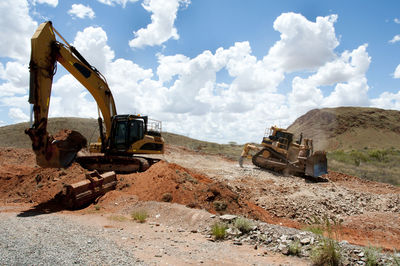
[305,151,328,178]
[26,127,87,168]
[61,171,117,209]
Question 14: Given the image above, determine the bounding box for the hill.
[0,117,243,160]
[288,107,400,185]
[287,107,400,151]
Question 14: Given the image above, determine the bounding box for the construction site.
[1,19,400,265]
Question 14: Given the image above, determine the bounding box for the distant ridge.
[287,107,400,151]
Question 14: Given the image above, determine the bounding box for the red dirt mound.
[109,161,299,228]
[0,148,87,204]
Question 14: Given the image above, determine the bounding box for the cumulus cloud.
[73,27,115,73]
[389,34,400,44]
[33,0,58,7]
[288,44,371,113]
[265,12,339,72]
[68,4,95,19]
[0,0,37,62]
[395,18,400,24]
[371,91,400,110]
[129,0,190,48]
[97,0,138,8]
[8,107,29,122]
[394,64,400,79]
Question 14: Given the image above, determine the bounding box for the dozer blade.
[61,171,117,209]
[305,151,328,178]
[26,128,87,168]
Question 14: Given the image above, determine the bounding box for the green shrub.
[304,225,324,236]
[234,217,253,233]
[311,238,341,266]
[364,245,380,266]
[211,222,228,240]
[131,210,148,223]
[288,240,301,256]
[309,216,342,266]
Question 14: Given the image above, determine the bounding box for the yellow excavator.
[25,21,164,207]
[239,126,327,179]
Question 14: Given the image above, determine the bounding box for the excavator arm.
[26,21,117,168]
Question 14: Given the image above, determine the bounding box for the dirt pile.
[0,147,87,204]
[100,161,297,227]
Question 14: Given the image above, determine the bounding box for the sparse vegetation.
[328,148,400,186]
[161,192,173,202]
[309,216,342,266]
[94,205,101,211]
[211,222,228,240]
[213,200,227,211]
[234,217,253,233]
[131,210,148,223]
[288,240,302,256]
[364,245,381,266]
[107,215,129,222]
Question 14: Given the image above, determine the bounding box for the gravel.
[0,212,144,265]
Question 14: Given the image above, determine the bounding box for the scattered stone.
[233,241,243,245]
[300,237,310,245]
[220,214,237,221]
[226,227,241,236]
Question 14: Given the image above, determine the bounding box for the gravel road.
[0,212,144,265]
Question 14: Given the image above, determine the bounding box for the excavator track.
[252,147,288,172]
[76,154,160,173]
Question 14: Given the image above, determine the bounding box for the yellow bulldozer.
[239,126,328,178]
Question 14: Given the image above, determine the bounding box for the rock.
[358,252,364,257]
[233,241,243,245]
[220,214,237,221]
[226,227,241,236]
[300,237,311,245]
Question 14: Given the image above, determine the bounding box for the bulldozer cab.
[263,126,293,150]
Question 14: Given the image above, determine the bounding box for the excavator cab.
[110,115,145,151]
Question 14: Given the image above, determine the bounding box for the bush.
[234,217,253,233]
[288,240,301,256]
[211,222,228,240]
[309,216,342,266]
[311,238,341,266]
[364,246,381,266]
[131,210,148,223]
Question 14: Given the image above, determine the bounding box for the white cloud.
[68,4,95,19]
[73,27,115,73]
[371,91,400,110]
[34,0,58,7]
[395,18,400,24]
[288,44,371,113]
[129,0,190,48]
[97,0,138,8]
[265,12,339,72]
[0,0,37,62]
[389,34,400,44]
[8,107,29,122]
[394,64,400,79]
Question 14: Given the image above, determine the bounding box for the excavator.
[239,126,327,179]
[25,21,164,207]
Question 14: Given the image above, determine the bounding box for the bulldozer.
[239,126,328,179]
[25,21,164,207]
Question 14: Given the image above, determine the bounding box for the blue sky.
[0,0,399,144]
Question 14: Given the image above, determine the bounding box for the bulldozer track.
[252,147,288,171]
